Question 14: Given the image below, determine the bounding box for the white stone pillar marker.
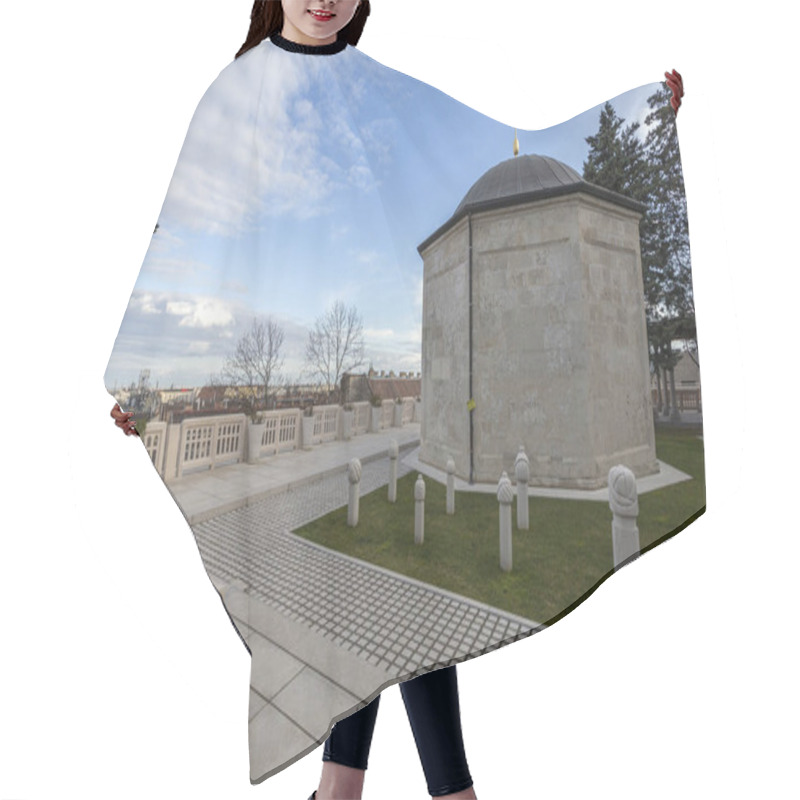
[446,457,456,515]
[497,471,513,572]
[414,474,426,545]
[388,439,399,503]
[608,465,640,570]
[514,445,530,530]
[347,458,362,527]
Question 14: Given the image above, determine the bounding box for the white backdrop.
[2,2,796,798]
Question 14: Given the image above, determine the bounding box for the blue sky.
[105,40,660,392]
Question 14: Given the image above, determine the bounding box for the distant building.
[652,349,702,413]
[672,350,700,389]
[158,388,195,405]
[195,385,229,411]
[341,371,421,404]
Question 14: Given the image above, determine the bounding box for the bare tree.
[222,317,285,420]
[305,301,365,402]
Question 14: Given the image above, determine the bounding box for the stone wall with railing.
[651,388,702,413]
[140,398,420,481]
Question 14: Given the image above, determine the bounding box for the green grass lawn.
[293,429,705,624]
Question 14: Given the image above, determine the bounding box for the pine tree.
[583,102,648,198]
[583,90,696,390]
[643,85,694,323]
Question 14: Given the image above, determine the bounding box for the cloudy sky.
[104,39,660,392]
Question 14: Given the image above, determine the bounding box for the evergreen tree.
[643,85,694,323]
[583,102,648,198]
[583,90,696,391]
[643,85,696,387]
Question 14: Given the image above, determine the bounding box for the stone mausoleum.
[417,153,659,489]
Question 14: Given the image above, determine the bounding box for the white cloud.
[157,48,384,236]
[131,293,160,315]
[364,327,396,340]
[169,297,235,329]
[165,300,193,316]
[187,341,211,354]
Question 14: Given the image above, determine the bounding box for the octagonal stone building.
[417,153,659,489]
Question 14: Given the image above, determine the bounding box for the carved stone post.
[514,445,530,530]
[497,471,513,572]
[414,474,426,545]
[446,457,456,515]
[347,458,362,527]
[388,439,399,503]
[608,465,640,570]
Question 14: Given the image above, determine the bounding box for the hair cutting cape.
[105,33,704,784]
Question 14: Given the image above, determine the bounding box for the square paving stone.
[271,667,361,737]
[249,688,268,722]
[248,701,316,783]
[249,633,305,700]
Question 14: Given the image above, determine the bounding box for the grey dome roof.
[418,153,645,254]
[453,154,582,217]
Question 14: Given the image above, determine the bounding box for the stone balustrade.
[177,413,246,478]
[138,398,418,481]
[260,408,302,456]
[352,402,371,435]
[142,421,166,474]
[380,399,395,429]
[312,404,340,444]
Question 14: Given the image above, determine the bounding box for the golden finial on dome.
[513,128,519,157]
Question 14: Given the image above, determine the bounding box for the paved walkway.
[169,425,423,524]
[173,426,541,782]
[166,423,695,782]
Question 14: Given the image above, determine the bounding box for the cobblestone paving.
[192,456,540,676]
